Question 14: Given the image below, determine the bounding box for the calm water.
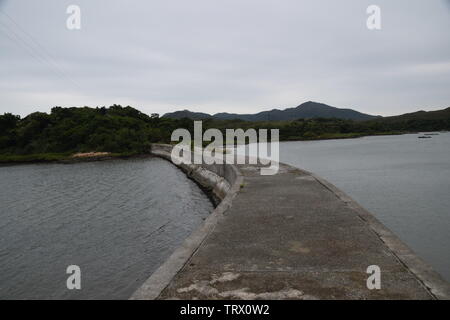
[0,157,213,299]
[277,133,450,281]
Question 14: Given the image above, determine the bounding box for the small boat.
[418,136,432,139]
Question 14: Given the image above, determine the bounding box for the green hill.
[0,105,186,162]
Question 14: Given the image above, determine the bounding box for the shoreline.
[0,152,153,167]
[0,130,431,167]
[1,130,444,167]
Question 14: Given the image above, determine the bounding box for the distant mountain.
[161,110,212,120]
[369,107,450,133]
[379,107,450,122]
[163,101,379,121]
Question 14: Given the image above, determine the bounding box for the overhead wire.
[0,9,83,92]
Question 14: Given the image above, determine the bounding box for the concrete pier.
[132,144,450,300]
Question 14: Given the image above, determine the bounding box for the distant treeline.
[0,105,449,162]
[205,106,450,141]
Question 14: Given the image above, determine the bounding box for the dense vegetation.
[0,105,190,162]
[0,105,449,163]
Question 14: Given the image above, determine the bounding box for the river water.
[0,157,213,299]
[276,133,450,282]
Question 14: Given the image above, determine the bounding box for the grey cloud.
[0,0,449,117]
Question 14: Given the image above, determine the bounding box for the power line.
[0,9,83,92]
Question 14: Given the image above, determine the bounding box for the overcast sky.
[1,0,449,117]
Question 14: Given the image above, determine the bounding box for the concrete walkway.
[133,148,449,300]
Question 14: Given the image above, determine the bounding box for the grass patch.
[0,151,144,164]
[0,153,71,163]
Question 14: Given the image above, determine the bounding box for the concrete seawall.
[131,144,244,300]
[132,144,450,300]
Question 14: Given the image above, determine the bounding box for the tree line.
[1,105,449,162]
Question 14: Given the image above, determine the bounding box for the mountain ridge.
[163,101,380,121]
